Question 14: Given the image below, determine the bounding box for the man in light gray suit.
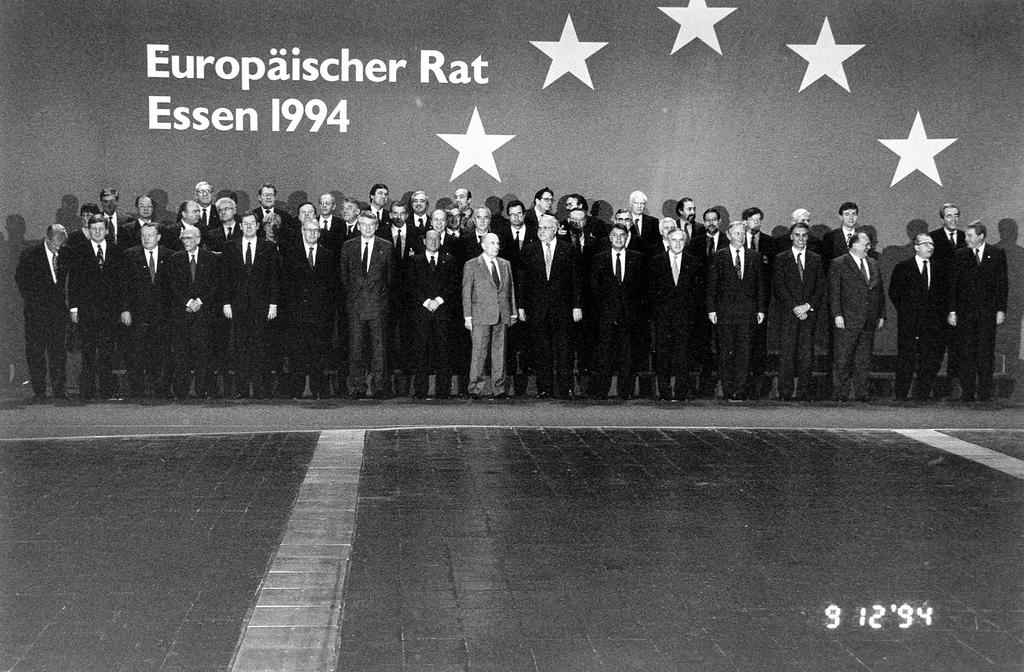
[463,232,517,399]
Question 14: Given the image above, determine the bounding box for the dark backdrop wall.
[2,0,1022,371]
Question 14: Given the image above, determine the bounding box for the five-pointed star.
[530,14,608,89]
[786,17,865,92]
[659,0,737,55]
[878,112,957,187]
[436,107,515,182]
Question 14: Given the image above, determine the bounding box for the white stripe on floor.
[896,429,1024,480]
[229,429,366,672]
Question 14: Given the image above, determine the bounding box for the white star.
[659,0,737,55]
[530,14,608,89]
[786,18,865,92]
[436,108,515,182]
[878,112,957,187]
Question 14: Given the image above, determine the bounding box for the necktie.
[707,237,714,255]
[395,231,403,258]
[429,254,436,270]
[922,259,929,288]
[362,241,369,274]
[109,216,116,243]
[148,251,156,283]
[975,249,982,266]
[615,252,622,284]
[515,230,521,249]
[51,250,58,283]
[190,254,196,283]
[734,250,742,279]
[950,232,956,246]
[201,208,208,227]
[671,253,680,285]
[418,217,424,228]
[544,242,553,280]
[846,233,853,248]
[245,242,252,267]
[308,247,315,269]
[490,260,500,287]
[226,226,233,238]
[633,219,640,237]
[96,244,104,267]
[797,252,804,281]
[859,258,869,281]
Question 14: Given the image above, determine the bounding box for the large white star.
[878,112,957,187]
[659,0,737,55]
[436,107,515,182]
[786,17,864,92]
[530,14,608,89]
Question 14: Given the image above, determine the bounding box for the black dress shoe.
[470,393,481,400]
[350,391,365,400]
[536,391,550,399]
[492,392,508,400]
[856,395,870,403]
[370,390,388,400]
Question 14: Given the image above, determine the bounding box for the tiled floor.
[0,433,317,672]
[2,427,1021,672]
[338,428,1024,671]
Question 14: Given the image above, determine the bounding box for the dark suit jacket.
[687,230,726,270]
[381,225,425,268]
[889,255,949,334]
[317,215,347,252]
[589,249,644,324]
[821,227,857,266]
[66,239,124,317]
[493,223,537,271]
[929,227,966,260]
[197,204,221,230]
[517,239,582,320]
[221,238,281,316]
[119,245,173,324]
[106,211,139,249]
[648,250,702,327]
[706,246,766,324]
[828,253,886,330]
[462,254,516,325]
[632,214,661,250]
[772,248,825,313]
[949,245,1008,318]
[407,250,458,318]
[15,243,66,321]
[165,248,220,322]
[282,245,339,325]
[202,217,243,253]
[746,229,777,274]
[339,236,395,320]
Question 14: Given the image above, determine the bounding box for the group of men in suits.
[14,185,1009,404]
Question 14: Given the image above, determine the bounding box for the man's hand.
[464,316,472,331]
[708,312,717,324]
[267,305,277,320]
[518,309,526,322]
[947,312,957,327]
[997,311,1005,325]
[223,304,232,319]
[572,308,583,323]
[834,316,845,329]
[120,311,132,327]
[756,312,765,325]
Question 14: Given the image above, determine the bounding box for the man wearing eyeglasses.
[525,187,554,229]
[166,225,220,399]
[889,234,948,401]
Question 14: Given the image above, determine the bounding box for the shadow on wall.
[997,218,1023,372]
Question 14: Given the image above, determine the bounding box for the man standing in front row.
[707,220,766,401]
[340,211,395,399]
[463,232,516,399]
[829,227,885,402]
[407,229,458,398]
[165,224,219,399]
[15,224,69,401]
[889,233,948,401]
[947,221,1007,402]
[772,220,825,401]
[119,222,172,398]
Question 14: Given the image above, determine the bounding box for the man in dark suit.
[165,225,219,399]
[590,222,645,400]
[99,187,138,249]
[649,228,702,401]
[406,229,458,398]
[221,213,280,398]
[202,197,243,253]
[930,203,966,390]
[675,197,704,241]
[315,193,346,252]
[408,190,432,236]
[889,233,949,401]
[340,211,395,398]
[433,208,472,396]
[772,221,826,401]
[67,215,125,399]
[15,224,69,401]
[516,215,583,399]
[252,182,298,251]
[66,203,102,250]
[367,183,391,227]
[494,199,536,388]
[687,207,724,396]
[741,207,777,396]
[194,181,220,230]
[463,232,517,399]
[566,207,600,378]
[707,220,767,401]
[118,222,172,398]
[134,195,168,230]
[161,200,204,252]
[829,227,886,401]
[947,221,1008,402]
[563,193,607,239]
[380,200,423,393]
[282,219,338,398]
[626,190,662,252]
[524,187,554,229]
[821,202,861,269]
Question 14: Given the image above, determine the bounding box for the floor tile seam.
[895,429,1024,480]
[229,429,366,672]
